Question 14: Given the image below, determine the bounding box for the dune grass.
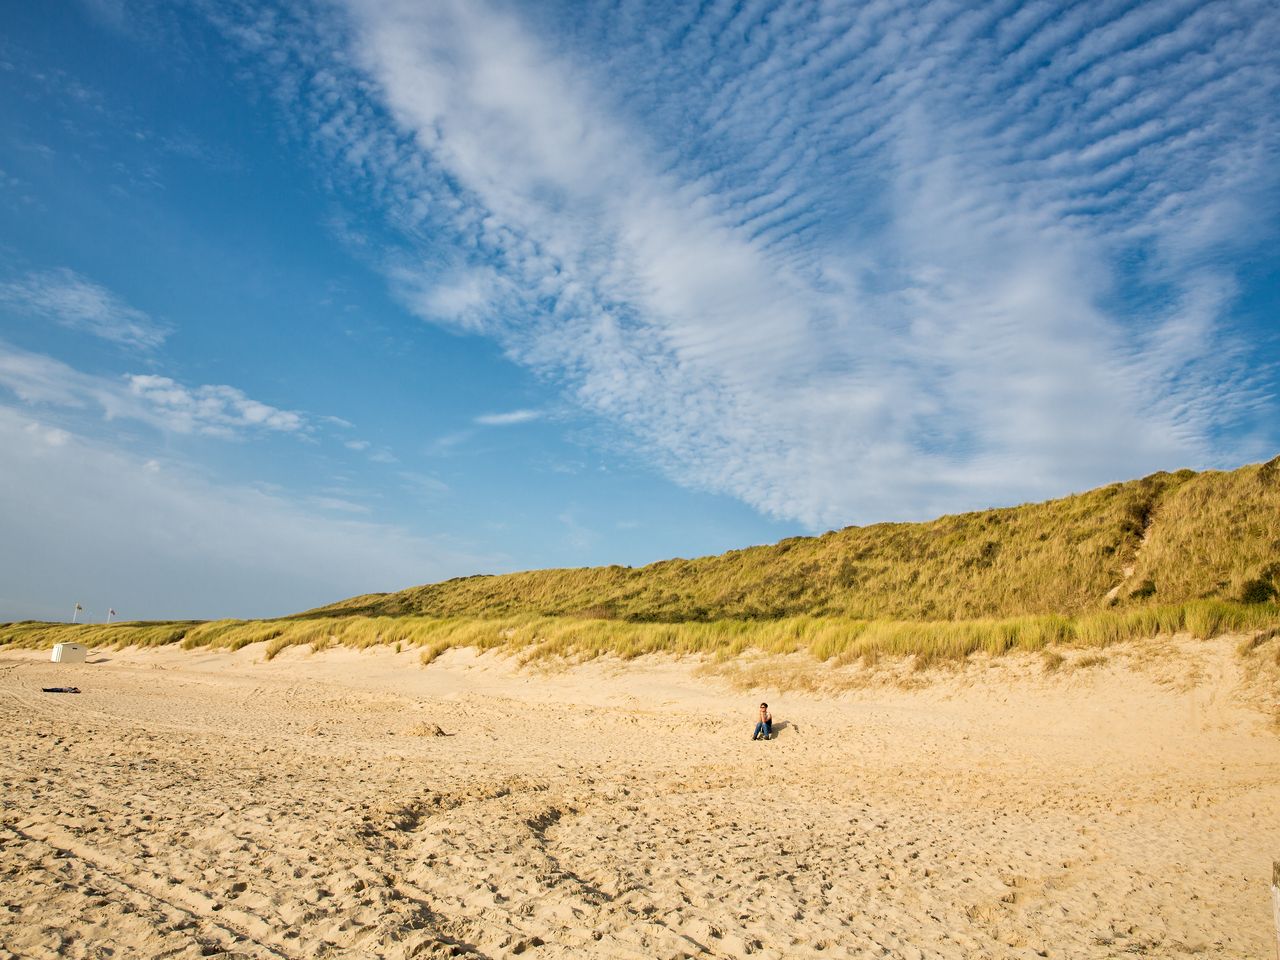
[309,457,1280,624]
[0,620,198,650]
[4,600,1277,668]
[5,457,1276,669]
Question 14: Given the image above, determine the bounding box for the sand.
[1,637,1277,959]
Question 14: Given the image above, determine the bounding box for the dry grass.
[1072,653,1109,670]
[1130,459,1280,605]
[1235,626,1280,657]
[0,621,197,650]
[5,601,1277,668]
[307,457,1280,623]
[1235,628,1280,727]
[5,458,1276,671]
[1041,650,1066,673]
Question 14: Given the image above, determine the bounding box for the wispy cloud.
[557,509,595,551]
[126,375,306,436]
[0,340,307,439]
[426,430,473,457]
[0,268,169,349]
[474,409,541,427]
[306,495,371,514]
[0,405,486,620]
[209,0,1279,527]
[77,0,128,32]
[399,470,449,498]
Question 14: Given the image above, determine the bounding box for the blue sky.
[1,0,1276,621]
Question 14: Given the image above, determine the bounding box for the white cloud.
[426,430,473,456]
[0,405,485,620]
[307,495,371,514]
[126,374,306,436]
[212,0,1279,527]
[557,509,595,551]
[0,268,168,349]
[474,409,541,426]
[342,437,397,462]
[399,470,449,498]
[0,340,308,439]
[388,263,504,333]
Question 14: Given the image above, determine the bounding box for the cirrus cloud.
[0,405,488,620]
[205,0,1279,527]
[474,409,542,426]
[0,268,169,350]
[0,340,308,439]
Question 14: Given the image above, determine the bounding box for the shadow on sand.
[755,720,797,740]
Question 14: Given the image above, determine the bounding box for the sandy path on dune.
[0,638,1277,959]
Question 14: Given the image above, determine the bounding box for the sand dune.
[1,638,1277,959]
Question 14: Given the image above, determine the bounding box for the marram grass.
[5,457,1277,665]
[3,600,1277,667]
[307,457,1280,623]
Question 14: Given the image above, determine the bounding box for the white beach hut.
[51,643,88,664]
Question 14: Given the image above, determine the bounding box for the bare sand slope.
[1,638,1277,959]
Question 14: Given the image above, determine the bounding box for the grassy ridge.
[1127,459,1280,602]
[314,458,1280,622]
[3,457,1277,665]
[4,600,1278,667]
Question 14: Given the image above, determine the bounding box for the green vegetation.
[3,457,1278,665]
[3,600,1277,668]
[311,457,1280,622]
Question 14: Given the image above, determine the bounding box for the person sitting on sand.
[752,702,772,741]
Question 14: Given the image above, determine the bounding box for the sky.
[1,0,1277,622]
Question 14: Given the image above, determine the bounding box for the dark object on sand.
[41,686,81,694]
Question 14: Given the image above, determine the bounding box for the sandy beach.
[1,638,1277,959]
